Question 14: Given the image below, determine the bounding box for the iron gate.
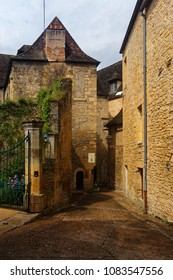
[0,132,30,211]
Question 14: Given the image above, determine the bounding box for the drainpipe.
[141,8,147,214]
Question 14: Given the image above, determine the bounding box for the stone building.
[97,61,123,189]
[120,0,173,221]
[0,54,13,102]
[0,17,99,192]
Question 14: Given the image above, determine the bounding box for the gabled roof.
[97,61,122,97]
[16,17,100,65]
[120,0,153,53]
[0,53,13,88]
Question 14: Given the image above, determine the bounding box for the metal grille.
[0,133,30,209]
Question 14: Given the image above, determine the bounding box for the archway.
[76,171,84,190]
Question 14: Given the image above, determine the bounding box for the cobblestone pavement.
[0,190,173,260]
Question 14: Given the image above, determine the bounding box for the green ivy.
[0,78,66,147]
[0,98,37,148]
[37,78,66,133]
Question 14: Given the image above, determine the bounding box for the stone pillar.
[23,120,44,213]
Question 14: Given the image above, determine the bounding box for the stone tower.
[3,17,100,191]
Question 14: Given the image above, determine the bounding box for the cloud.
[0,0,137,68]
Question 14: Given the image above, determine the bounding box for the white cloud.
[0,0,137,69]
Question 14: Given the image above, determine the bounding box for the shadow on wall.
[72,147,86,191]
[76,171,84,190]
[96,133,109,188]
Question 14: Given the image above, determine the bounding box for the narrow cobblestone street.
[0,190,173,260]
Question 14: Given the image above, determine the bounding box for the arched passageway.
[76,171,84,190]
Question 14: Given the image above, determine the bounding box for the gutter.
[120,0,153,54]
[141,7,147,214]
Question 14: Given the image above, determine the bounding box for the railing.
[0,133,30,209]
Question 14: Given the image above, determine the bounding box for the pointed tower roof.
[16,17,100,65]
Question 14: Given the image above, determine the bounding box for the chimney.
[46,21,65,62]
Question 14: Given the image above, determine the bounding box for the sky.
[0,0,137,69]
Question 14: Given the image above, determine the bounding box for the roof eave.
[66,59,100,66]
[11,57,48,62]
[120,0,153,54]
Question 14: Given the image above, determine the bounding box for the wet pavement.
[0,190,173,259]
[0,208,39,235]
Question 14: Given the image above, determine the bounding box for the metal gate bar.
[0,133,30,210]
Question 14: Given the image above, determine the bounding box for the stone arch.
[75,169,84,190]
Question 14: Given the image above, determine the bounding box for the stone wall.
[5,60,98,191]
[109,97,122,118]
[115,128,123,190]
[122,13,144,207]
[66,64,97,189]
[42,79,72,209]
[96,96,109,187]
[5,61,66,100]
[96,95,123,189]
[53,82,72,208]
[122,0,173,221]
[146,0,173,221]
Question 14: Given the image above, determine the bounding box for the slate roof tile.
[0,54,13,88]
[97,61,122,97]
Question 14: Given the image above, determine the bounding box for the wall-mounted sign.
[88,153,95,163]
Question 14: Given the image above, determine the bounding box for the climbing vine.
[0,78,66,147]
[37,78,66,133]
[0,98,37,148]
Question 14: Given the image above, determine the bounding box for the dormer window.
[109,80,117,94]
[108,79,122,100]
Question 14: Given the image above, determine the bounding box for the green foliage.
[18,97,29,105]
[0,98,36,148]
[0,78,66,146]
[0,187,24,205]
[37,78,66,133]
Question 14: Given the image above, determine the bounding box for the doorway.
[76,171,84,190]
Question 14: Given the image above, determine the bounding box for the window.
[138,168,143,199]
[137,104,143,143]
[109,81,117,94]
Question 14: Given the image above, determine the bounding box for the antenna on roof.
[43,0,46,30]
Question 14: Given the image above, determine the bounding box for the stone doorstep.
[0,211,39,235]
[5,213,39,226]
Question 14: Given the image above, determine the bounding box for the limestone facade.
[121,0,173,221]
[2,17,99,194]
[96,95,109,186]
[22,79,72,212]
[97,62,123,189]
[66,64,97,189]
[121,13,144,206]
[146,0,173,221]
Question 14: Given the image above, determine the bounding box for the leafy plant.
[0,98,37,148]
[37,78,66,133]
